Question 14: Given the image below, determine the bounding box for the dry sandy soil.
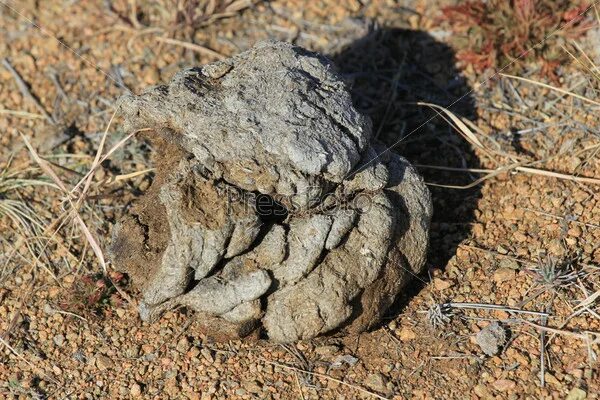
[1,0,600,399]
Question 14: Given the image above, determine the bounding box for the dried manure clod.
[110,40,433,342]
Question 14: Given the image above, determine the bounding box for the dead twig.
[501,73,600,107]
[442,302,550,317]
[0,336,60,385]
[417,163,600,188]
[1,58,55,124]
[518,320,600,342]
[258,358,390,400]
[155,37,225,60]
[539,312,548,387]
[523,207,600,229]
[0,109,46,119]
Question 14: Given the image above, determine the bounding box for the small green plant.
[439,0,594,80]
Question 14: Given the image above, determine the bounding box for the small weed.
[59,271,128,316]
[8,379,22,390]
[426,303,453,328]
[530,253,583,289]
[439,0,594,80]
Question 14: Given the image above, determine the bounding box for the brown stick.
[1,58,55,124]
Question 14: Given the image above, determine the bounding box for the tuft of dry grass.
[18,110,151,281]
[110,0,262,35]
[0,160,55,234]
[0,158,59,282]
[171,0,263,30]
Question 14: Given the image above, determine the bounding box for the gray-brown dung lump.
[110,41,433,342]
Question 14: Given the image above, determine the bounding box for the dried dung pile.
[110,41,432,342]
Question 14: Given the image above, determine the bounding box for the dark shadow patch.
[509,128,536,157]
[331,27,481,320]
[255,193,289,224]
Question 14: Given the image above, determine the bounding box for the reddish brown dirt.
[1,1,599,399]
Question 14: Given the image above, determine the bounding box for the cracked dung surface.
[109,40,433,342]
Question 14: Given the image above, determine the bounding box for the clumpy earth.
[1,0,599,399]
[110,41,432,342]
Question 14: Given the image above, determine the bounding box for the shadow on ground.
[331,28,482,320]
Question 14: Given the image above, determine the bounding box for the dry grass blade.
[201,0,261,24]
[155,37,225,60]
[0,109,46,119]
[520,320,600,341]
[20,119,153,277]
[294,371,306,400]
[540,315,547,387]
[206,0,217,16]
[225,0,257,13]
[0,153,64,281]
[258,358,390,400]
[0,336,59,385]
[1,58,55,124]
[417,158,600,188]
[413,165,491,173]
[575,290,600,310]
[523,207,600,229]
[99,167,155,186]
[20,133,69,193]
[2,208,69,274]
[128,0,142,29]
[563,42,600,82]
[515,166,600,185]
[72,211,106,272]
[423,162,523,189]
[0,200,44,231]
[20,133,108,273]
[416,102,485,149]
[500,73,600,107]
[76,110,117,207]
[444,302,550,317]
[69,128,151,198]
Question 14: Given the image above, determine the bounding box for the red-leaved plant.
[60,271,127,317]
[439,0,594,80]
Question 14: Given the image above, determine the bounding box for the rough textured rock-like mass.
[110,41,433,342]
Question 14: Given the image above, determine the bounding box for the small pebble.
[130,383,142,397]
[492,379,516,392]
[53,334,65,347]
[364,373,389,394]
